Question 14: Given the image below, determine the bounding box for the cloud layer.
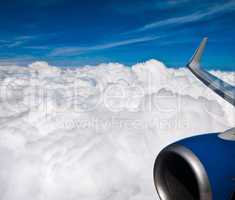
[0,60,234,200]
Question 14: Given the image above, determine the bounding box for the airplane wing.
[187,38,235,106]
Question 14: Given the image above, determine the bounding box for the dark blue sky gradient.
[0,0,234,70]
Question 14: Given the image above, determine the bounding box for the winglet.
[186,37,235,106]
[187,37,208,69]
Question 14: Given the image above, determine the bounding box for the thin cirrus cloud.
[0,33,57,49]
[50,35,160,57]
[0,40,25,48]
[6,41,25,48]
[25,45,50,50]
[113,0,190,14]
[0,35,37,49]
[130,0,235,33]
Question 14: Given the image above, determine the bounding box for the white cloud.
[0,60,234,200]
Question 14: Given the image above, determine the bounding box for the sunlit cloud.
[0,59,233,200]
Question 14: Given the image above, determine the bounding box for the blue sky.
[0,0,235,70]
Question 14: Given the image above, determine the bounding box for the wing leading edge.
[187,38,235,106]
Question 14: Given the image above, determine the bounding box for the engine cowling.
[153,129,235,200]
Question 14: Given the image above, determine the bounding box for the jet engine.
[153,129,235,200]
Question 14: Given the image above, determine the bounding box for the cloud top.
[0,60,234,200]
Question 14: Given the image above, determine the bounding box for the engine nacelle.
[153,128,235,200]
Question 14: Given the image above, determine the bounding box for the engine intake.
[154,144,212,200]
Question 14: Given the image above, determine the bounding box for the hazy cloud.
[0,56,36,66]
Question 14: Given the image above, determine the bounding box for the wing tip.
[187,37,208,69]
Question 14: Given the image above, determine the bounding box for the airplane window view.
[0,1,234,200]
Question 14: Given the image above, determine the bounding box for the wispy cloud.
[165,0,190,5]
[15,35,39,41]
[25,45,50,50]
[50,36,160,56]
[0,39,8,43]
[16,0,65,7]
[0,35,37,49]
[113,0,189,14]
[131,1,235,33]
[0,33,56,49]
[6,41,25,48]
